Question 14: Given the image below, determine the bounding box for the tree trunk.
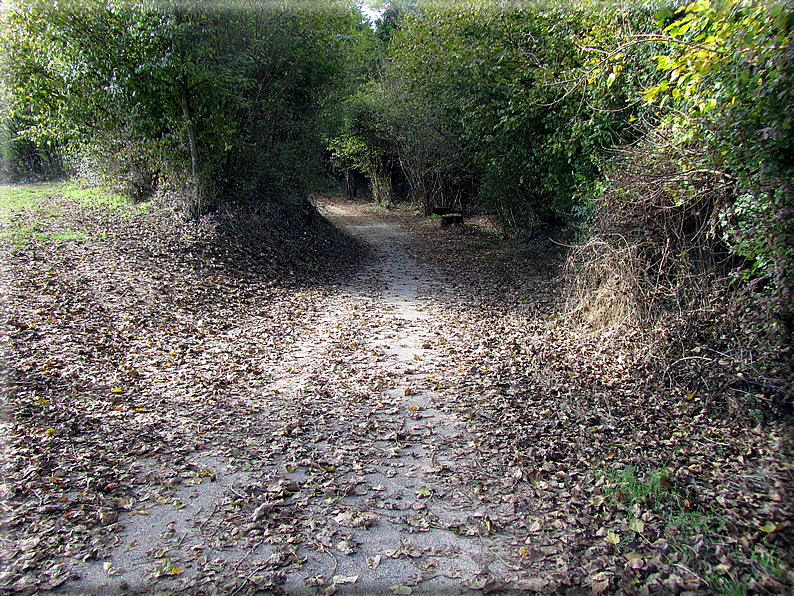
[180,80,198,180]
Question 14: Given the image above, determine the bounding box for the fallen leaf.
[515,577,549,591]
[415,486,432,498]
[760,521,783,534]
[335,540,354,555]
[591,578,610,595]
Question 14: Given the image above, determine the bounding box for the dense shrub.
[2,0,360,214]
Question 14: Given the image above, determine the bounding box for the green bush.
[645,0,794,339]
[2,0,359,214]
[333,1,660,231]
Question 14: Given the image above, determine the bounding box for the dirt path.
[59,201,533,595]
[5,190,791,596]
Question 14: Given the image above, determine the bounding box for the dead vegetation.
[565,137,792,422]
[567,137,732,332]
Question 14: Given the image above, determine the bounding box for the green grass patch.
[597,465,766,594]
[709,545,788,596]
[605,465,667,513]
[67,183,132,210]
[0,181,136,214]
[0,184,58,217]
[0,181,143,244]
[51,230,88,242]
[8,226,88,246]
[666,507,723,532]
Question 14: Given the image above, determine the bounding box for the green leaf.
[655,6,673,24]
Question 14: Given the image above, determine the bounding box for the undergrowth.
[565,130,793,594]
[566,134,792,421]
[598,464,793,595]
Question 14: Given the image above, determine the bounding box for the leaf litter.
[1,190,792,595]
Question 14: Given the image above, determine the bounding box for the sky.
[359,2,384,26]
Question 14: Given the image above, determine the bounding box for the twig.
[197,503,218,531]
[323,547,338,583]
[662,356,714,390]
[175,530,189,548]
[233,539,264,573]
[225,482,248,501]
[230,562,268,596]
[699,435,732,447]
[673,562,708,585]
[31,490,43,507]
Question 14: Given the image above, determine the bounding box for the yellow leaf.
[760,521,779,534]
[111,388,123,394]
[415,486,432,498]
[629,518,645,534]
[605,532,621,544]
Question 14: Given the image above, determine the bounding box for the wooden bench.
[441,213,464,226]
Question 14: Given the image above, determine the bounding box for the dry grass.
[566,136,732,339]
[564,134,792,417]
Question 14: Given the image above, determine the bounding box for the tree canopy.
[3,0,362,213]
